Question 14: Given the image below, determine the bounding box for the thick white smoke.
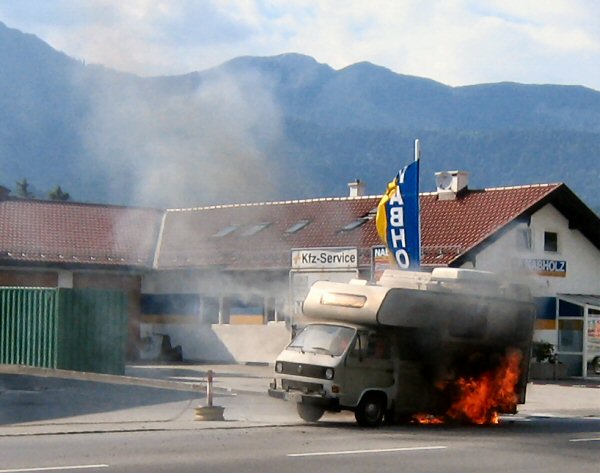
[80,68,286,208]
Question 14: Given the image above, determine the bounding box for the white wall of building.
[141,269,291,363]
[475,204,600,296]
[474,203,600,347]
[146,322,290,363]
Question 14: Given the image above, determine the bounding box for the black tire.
[296,403,325,422]
[355,392,386,427]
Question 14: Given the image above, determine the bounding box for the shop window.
[229,297,265,324]
[558,299,583,317]
[544,231,558,252]
[141,293,200,315]
[201,297,220,324]
[558,319,583,352]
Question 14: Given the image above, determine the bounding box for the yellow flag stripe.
[375,175,399,245]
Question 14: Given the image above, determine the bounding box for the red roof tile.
[420,184,559,265]
[2,183,589,272]
[156,183,565,270]
[158,197,380,269]
[0,199,163,268]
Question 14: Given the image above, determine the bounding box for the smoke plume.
[79,68,286,208]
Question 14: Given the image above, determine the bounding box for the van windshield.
[288,324,355,356]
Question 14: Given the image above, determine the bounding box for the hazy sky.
[1,0,599,90]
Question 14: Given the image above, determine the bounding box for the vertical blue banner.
[375,159,421,269]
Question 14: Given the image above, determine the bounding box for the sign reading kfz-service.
[291,248,358,269]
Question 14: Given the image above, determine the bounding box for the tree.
[15,179,34,199]
[48,185,70,201]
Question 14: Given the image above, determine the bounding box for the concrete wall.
[143,321,290,364]
[141,269,292,362]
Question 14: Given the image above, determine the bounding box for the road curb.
[0,422,302,438]
[0,364,204,393]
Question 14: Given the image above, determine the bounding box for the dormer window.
[241,222,271,236]
[340,218,368,232]
[285,220,310,234]
[212,225,238,237]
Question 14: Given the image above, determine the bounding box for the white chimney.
[435,171,470,200]
[348,179,366,197]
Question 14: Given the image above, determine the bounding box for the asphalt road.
[1,364,598,472]
[1,413,599,473]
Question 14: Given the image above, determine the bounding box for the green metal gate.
[0,288,57,367]
[0,288,128,374]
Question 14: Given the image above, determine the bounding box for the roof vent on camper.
[435,171,470,200]
[348,179,366,197]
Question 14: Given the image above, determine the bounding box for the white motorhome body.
[268,268,536,426]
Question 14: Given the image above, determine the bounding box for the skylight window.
[241,222,271,236]
[339,208,377,232]
[285,219,310,234]
[212,225,238,237]
[340,218,368,232]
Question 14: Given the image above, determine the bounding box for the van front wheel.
[355,393,386,427]
[297,403,324,422]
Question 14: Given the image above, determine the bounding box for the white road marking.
[288,445,447,457]
[569,437,600,443]
[0,465,109,473]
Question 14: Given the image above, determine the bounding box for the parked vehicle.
[268,268,536,426]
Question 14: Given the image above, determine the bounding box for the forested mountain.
[1,21,599,212]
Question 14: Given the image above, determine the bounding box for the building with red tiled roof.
[0,199,162,269]
[420,182,600,266]
[2,172,599,374]
[154,182,599,270]
[0,198,164,358]
[144,174,600,373]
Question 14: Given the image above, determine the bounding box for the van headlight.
[275,362,283,373]
[325,368,334,380]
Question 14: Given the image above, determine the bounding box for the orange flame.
[412,350,523,426]
[412,413,445,424]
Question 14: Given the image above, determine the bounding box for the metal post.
[582,305,589,378]
[218,297,224,325]
[195,369,224,421]
[207,369,213,407]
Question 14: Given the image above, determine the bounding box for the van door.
[341,331,394,407]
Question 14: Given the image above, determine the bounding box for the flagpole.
[414,138,421,269]
[414,138,420,162]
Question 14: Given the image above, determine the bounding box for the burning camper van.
[268,268,536,427]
